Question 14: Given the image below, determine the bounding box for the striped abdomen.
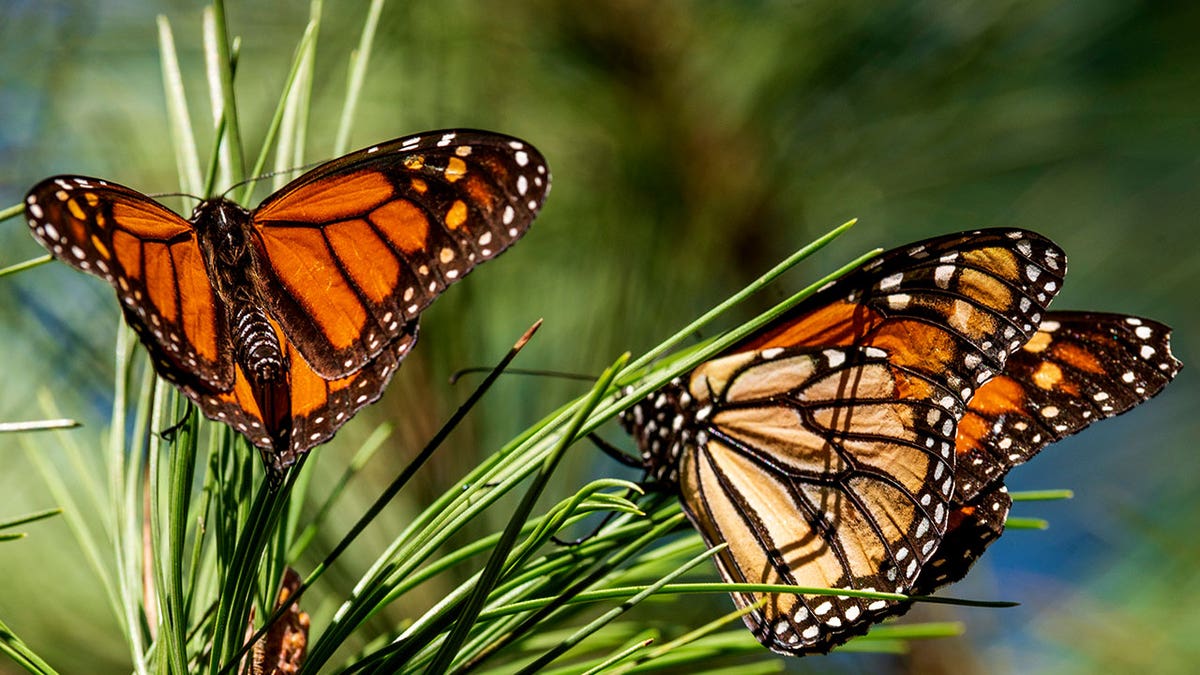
[232,304,285,383]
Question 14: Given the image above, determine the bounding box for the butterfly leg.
[587,432,644,469]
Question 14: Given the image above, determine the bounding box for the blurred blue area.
[0,1,1195,673]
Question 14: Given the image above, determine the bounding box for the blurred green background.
[0,1,1196,673]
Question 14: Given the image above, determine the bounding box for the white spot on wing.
[934,265,954,288]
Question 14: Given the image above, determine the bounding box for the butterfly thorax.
[191,198,286,384]
[619,378,699,487]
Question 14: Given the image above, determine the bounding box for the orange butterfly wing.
[624,229,1068,654]
[250,130,550,378]
[913,311,1181,594]
[25,177,233,393]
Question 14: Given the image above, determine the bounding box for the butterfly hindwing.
[199,319,419,475]
[251,130,550,379]
[668,345,960,652]
[276,320,418,471]
[911,484,1011,595]
[25,177,234,393]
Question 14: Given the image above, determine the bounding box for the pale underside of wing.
[677,346,959,655]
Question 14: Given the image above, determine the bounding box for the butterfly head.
[190,198,255,267]
[191,196,250,236]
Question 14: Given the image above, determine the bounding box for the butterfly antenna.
[219,159,329,200]
[148,191,204,205]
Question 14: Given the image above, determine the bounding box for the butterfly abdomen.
[232,304,285,383]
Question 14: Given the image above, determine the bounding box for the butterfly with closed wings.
[620,229,1180,655]
[25,129,550,481]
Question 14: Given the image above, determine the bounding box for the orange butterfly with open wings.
[26,129,550,480]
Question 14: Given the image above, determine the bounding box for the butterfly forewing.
[741,229,1067,410]
[252,130,550,379]
[904,311,1183,594]
[25,177,233,392]
[954,311,1181,502]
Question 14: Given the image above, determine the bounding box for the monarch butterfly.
[25,129,550,480]
[619,229,1180,655]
